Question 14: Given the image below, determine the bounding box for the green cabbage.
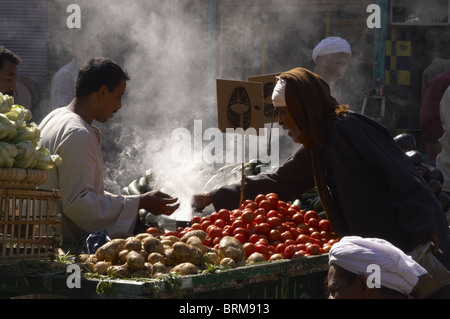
[0,113,17,140]
[10,122,40,146]
[0,93,14,113]
[5,104,32,122]
[13,140,39,169]
[34,147,62,170]
[0,142,17,168]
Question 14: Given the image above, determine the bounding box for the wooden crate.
[0,188,61,264]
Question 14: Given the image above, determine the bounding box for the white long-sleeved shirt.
[38,107,139,243]
[437,86,450,192]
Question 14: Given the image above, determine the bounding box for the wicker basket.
[0,188,61,264]
[0,168,48,189]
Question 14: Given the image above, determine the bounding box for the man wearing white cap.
[327,236,427,299]
[312,36,352,90]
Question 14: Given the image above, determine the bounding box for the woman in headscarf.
[194,68,450,280]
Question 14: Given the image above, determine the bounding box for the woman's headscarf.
[274,67,350,235]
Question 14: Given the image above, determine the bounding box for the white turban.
[329,236,427,296]
[312,37,352,63]
[272,77,287,107]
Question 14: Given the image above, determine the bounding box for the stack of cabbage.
[0,93,61,170]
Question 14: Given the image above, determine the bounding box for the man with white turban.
[312,36,352,90]
[327,236,427,299]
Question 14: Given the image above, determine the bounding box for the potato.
[204,251,220,264]
[148,252,166,265]
[218,236,245,262]
[163,247,177,266]
[246,252,266,264]
[186,236,206,253]
[180,230,207,243]
[94,261,110,275]
[86,254,98,264]
[75,254,90,263]
[220,257,236,268]
[138,250,148,261]
[142,236,164,254]
[170,262,198,276]
[108,264,130,278]
[172,242,203,265]
[151,262,167,277]
[125,237,142,251]
[131,269,151,279]
[81,261,96,273]
[135,233,153,241]
[160,239,175,247]
[118,249,129,264]
[126,250,146,272]
[163,235,179,243]
[95,238,127,263]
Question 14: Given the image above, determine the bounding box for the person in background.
[327,236,427,299]
[38,57,179,244]
[419,69,450,162]
[0,46,21,96]
[436,86,450,195]
[312,36,352,94]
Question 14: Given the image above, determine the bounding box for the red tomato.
[284,239,296,247]
[296,234,310,245]
[233,227,247,237]
[146,227,160,235]
[290,204,301,212]
[266,196,279,210]
[266,210,278,218]
[201,220,211,232]
[254,214,267,224]
[269,229,281,242]
[208,226,222,239]
[249,234,260,244]
[255,243,269,255]
[319,219,332,232]
[241,210,255,223]
[276,206,287,217]
[190,216,202,225]
[292,213,304,225]
[218,209,231,222]
[307,218,320,229]
[203,236,213,247]
[290,227,299,239]
[293,250,306,259]
[284,245,298,258]
[268,217,282,228]
[306,244,321,255]
[280,231,293,242]
[240,199,254,210]
[268,245,277,256]
[209,212,219,224]
[258,200,272,212]
[232,219,245,230]
[234,233,246,244]
[191,223,202,230]
[254,208,267,216]
[277,200,288,210]
[285,208,297,218]
[304,210,319,223]
[214,219,226,229]
[276,243,287,254]
[266,193,279,200]
[258,223,271,235]
[232,209,242,218]
[296,243,307,252]
[254,194,267,205]
[297,223,309,234]
[310,231,322,241]
[245,202,259,212]
[246,222,258,234]
[243,242,255,258]
[222,230,232,237]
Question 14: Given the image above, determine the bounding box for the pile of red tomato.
[166,193,340,261]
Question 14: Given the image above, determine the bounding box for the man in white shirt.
[38,58,179,243]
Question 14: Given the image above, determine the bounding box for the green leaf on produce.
[0,141,17,168]
[0,113,16,140]
[5,104,32,122]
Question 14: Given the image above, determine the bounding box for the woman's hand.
[191,192,212,212]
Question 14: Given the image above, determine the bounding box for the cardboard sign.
[247,73,280,123]
[216,79,264,134]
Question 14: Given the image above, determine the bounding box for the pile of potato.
[75,229,257,279]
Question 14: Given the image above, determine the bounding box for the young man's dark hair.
[75,58,129,97]
[0,46,21,69]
